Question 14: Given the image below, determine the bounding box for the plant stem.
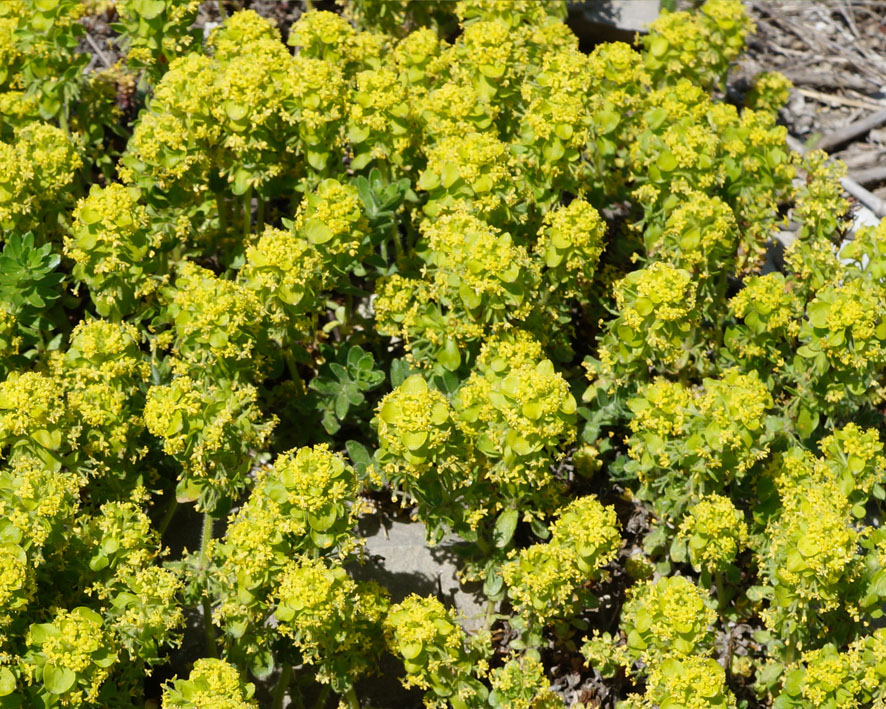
[216,0,228,19]
[216,193,227,236]
[271,663,292,709]
[257,196,266,233]
[483,598,497,631]
[157,498,178,537]
[714,570,728,614]
[200,512,218,658]
[342,293,355,338]
[243,186,253,238]
[284,352,306,396]
[59,105,69,136]
[312,686,330,709]
[391,225,405,269]
[343,687,360,709]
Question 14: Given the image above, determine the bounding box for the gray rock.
[351,517,491,633]
[568,0,661,44]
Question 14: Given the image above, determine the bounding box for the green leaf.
[796,404,819,440]
[175,478,201,504]
[493,508,519,548]
[807,300,829,329]
[135,0,166,19]
[669,536,687,564]
[0,667,15,696]
[649,35,669,57]
[436,338,461,372]
[346,440,373,471]
[43,664,76,695]
[304,219,334,244]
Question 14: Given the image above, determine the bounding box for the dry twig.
[815,108,886,153]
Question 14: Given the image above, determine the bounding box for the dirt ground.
[740,1,886,203]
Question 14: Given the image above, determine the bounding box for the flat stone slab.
[569,0,661,33]
[351,517,490,633]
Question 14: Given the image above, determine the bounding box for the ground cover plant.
[1,0,886,706]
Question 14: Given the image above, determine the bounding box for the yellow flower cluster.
[678,494,748,573]
[621,575,717,663]
[111,565,184,664]
[422,211,537,321]
[643,0,752,90]
[550,496,621,573]
[0,371,66,468]
[746,71,793,113]
[0,122,81,231]
[348,66,413,168]
[820,423,886,505]
[624,261,696,325]
[729,272,801,337]
[293,178,368,259]
[280,55,347,170]
[392,28,450,93]
[418,131,519,220]
[488,654,562,709]
[260,445,360,550]
[377,374,456,472]
[287,10,358,67]
[793,149,850,242]
[599,261,699,377]
[627,378,694,438]
[535,198,606,299]
[419,78,497,139]
[162,658,257,709]
[0,542,31,627]
[83,501,160,585]
[144,376,273,511]
[455,338,576,493]
[240,226,325,333]
[696,367,773,474]
[0,453,79,561]
[623,656,737,709]
[214,448,361,636]
[209,8,281,59]
[116,0,200,75]
[56,320,149,469]
[652,191,737,280]
[455,0,566,27]
[274,556,389,690]
[383,593,479,704]
[503,496,620,626]
[165,262,264,377]
[24,606,116,706]
[760,477,859,631]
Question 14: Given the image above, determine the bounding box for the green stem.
[312,686,330,709]
[714,570,728,615]
[216,0,228,19]
[216,193,227,236]
[343,687,360,709]
[271,664,292,709]
[483,598,497,631]
[157,499,178,537]
[284,352,306,397]
[200,511,213,564]
[243,186,253,238]
[257,196,266,233]
[200,512,218,659]
[342,293,355,338]
[59,104,69,136]
[391,225,405,269]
